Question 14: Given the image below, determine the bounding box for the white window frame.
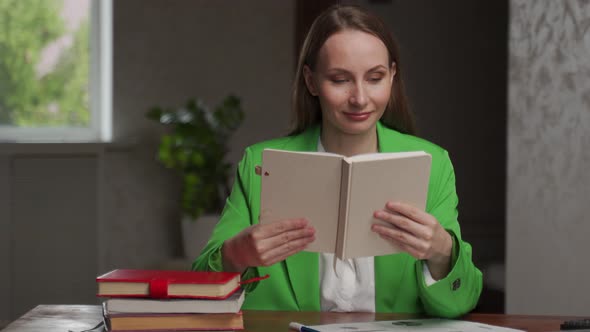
[0,0,112,143]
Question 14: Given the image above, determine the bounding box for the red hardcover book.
[96,269,240,299]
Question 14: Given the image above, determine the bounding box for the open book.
[260,149,431,260]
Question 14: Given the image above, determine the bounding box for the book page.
[260,149,343,253]
[342,153,431,259]
[345,151,427,163]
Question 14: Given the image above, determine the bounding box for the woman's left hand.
[372,201,453,280]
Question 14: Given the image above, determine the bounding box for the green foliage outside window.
[0,0,89,127]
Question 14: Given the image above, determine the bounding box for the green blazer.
[193,121,482,318]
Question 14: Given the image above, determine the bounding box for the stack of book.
[97,269,245,331]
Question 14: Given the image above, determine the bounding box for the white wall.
[506,0,590,315]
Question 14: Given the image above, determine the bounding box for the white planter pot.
[181,214,219,260]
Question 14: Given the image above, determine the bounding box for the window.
[0,0,112,142]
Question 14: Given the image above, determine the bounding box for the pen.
[289,321,321,332]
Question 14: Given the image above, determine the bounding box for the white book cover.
[260,149,431,259]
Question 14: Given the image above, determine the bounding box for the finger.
[374,210,427,238]
[398,242,427,260]
[257,225,315,253]
[264,245,308,266]
[372,224,428,253]
[385,201,432,226]
[260,234,315,266]
[263,237,315,266]
[377,233,426,260]
[256,217,310,238]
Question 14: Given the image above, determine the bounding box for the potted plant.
[146,95,244,259]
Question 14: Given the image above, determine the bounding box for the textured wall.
[507,0,590,315]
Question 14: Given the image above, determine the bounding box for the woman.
[193,5,482,317]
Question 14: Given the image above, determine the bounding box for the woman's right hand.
[221,218,316,273]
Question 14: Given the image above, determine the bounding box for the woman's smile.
[342,111,373,122]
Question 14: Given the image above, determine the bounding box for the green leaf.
[184,173,200,186]
[213,95,244,134]
[191,152,205,167]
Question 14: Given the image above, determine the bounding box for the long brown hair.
[289,5,416,136]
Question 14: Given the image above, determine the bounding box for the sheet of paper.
[307,318,524,332]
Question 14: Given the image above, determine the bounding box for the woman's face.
[304,29,395,136]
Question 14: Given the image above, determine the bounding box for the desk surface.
[1,305,575,332]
